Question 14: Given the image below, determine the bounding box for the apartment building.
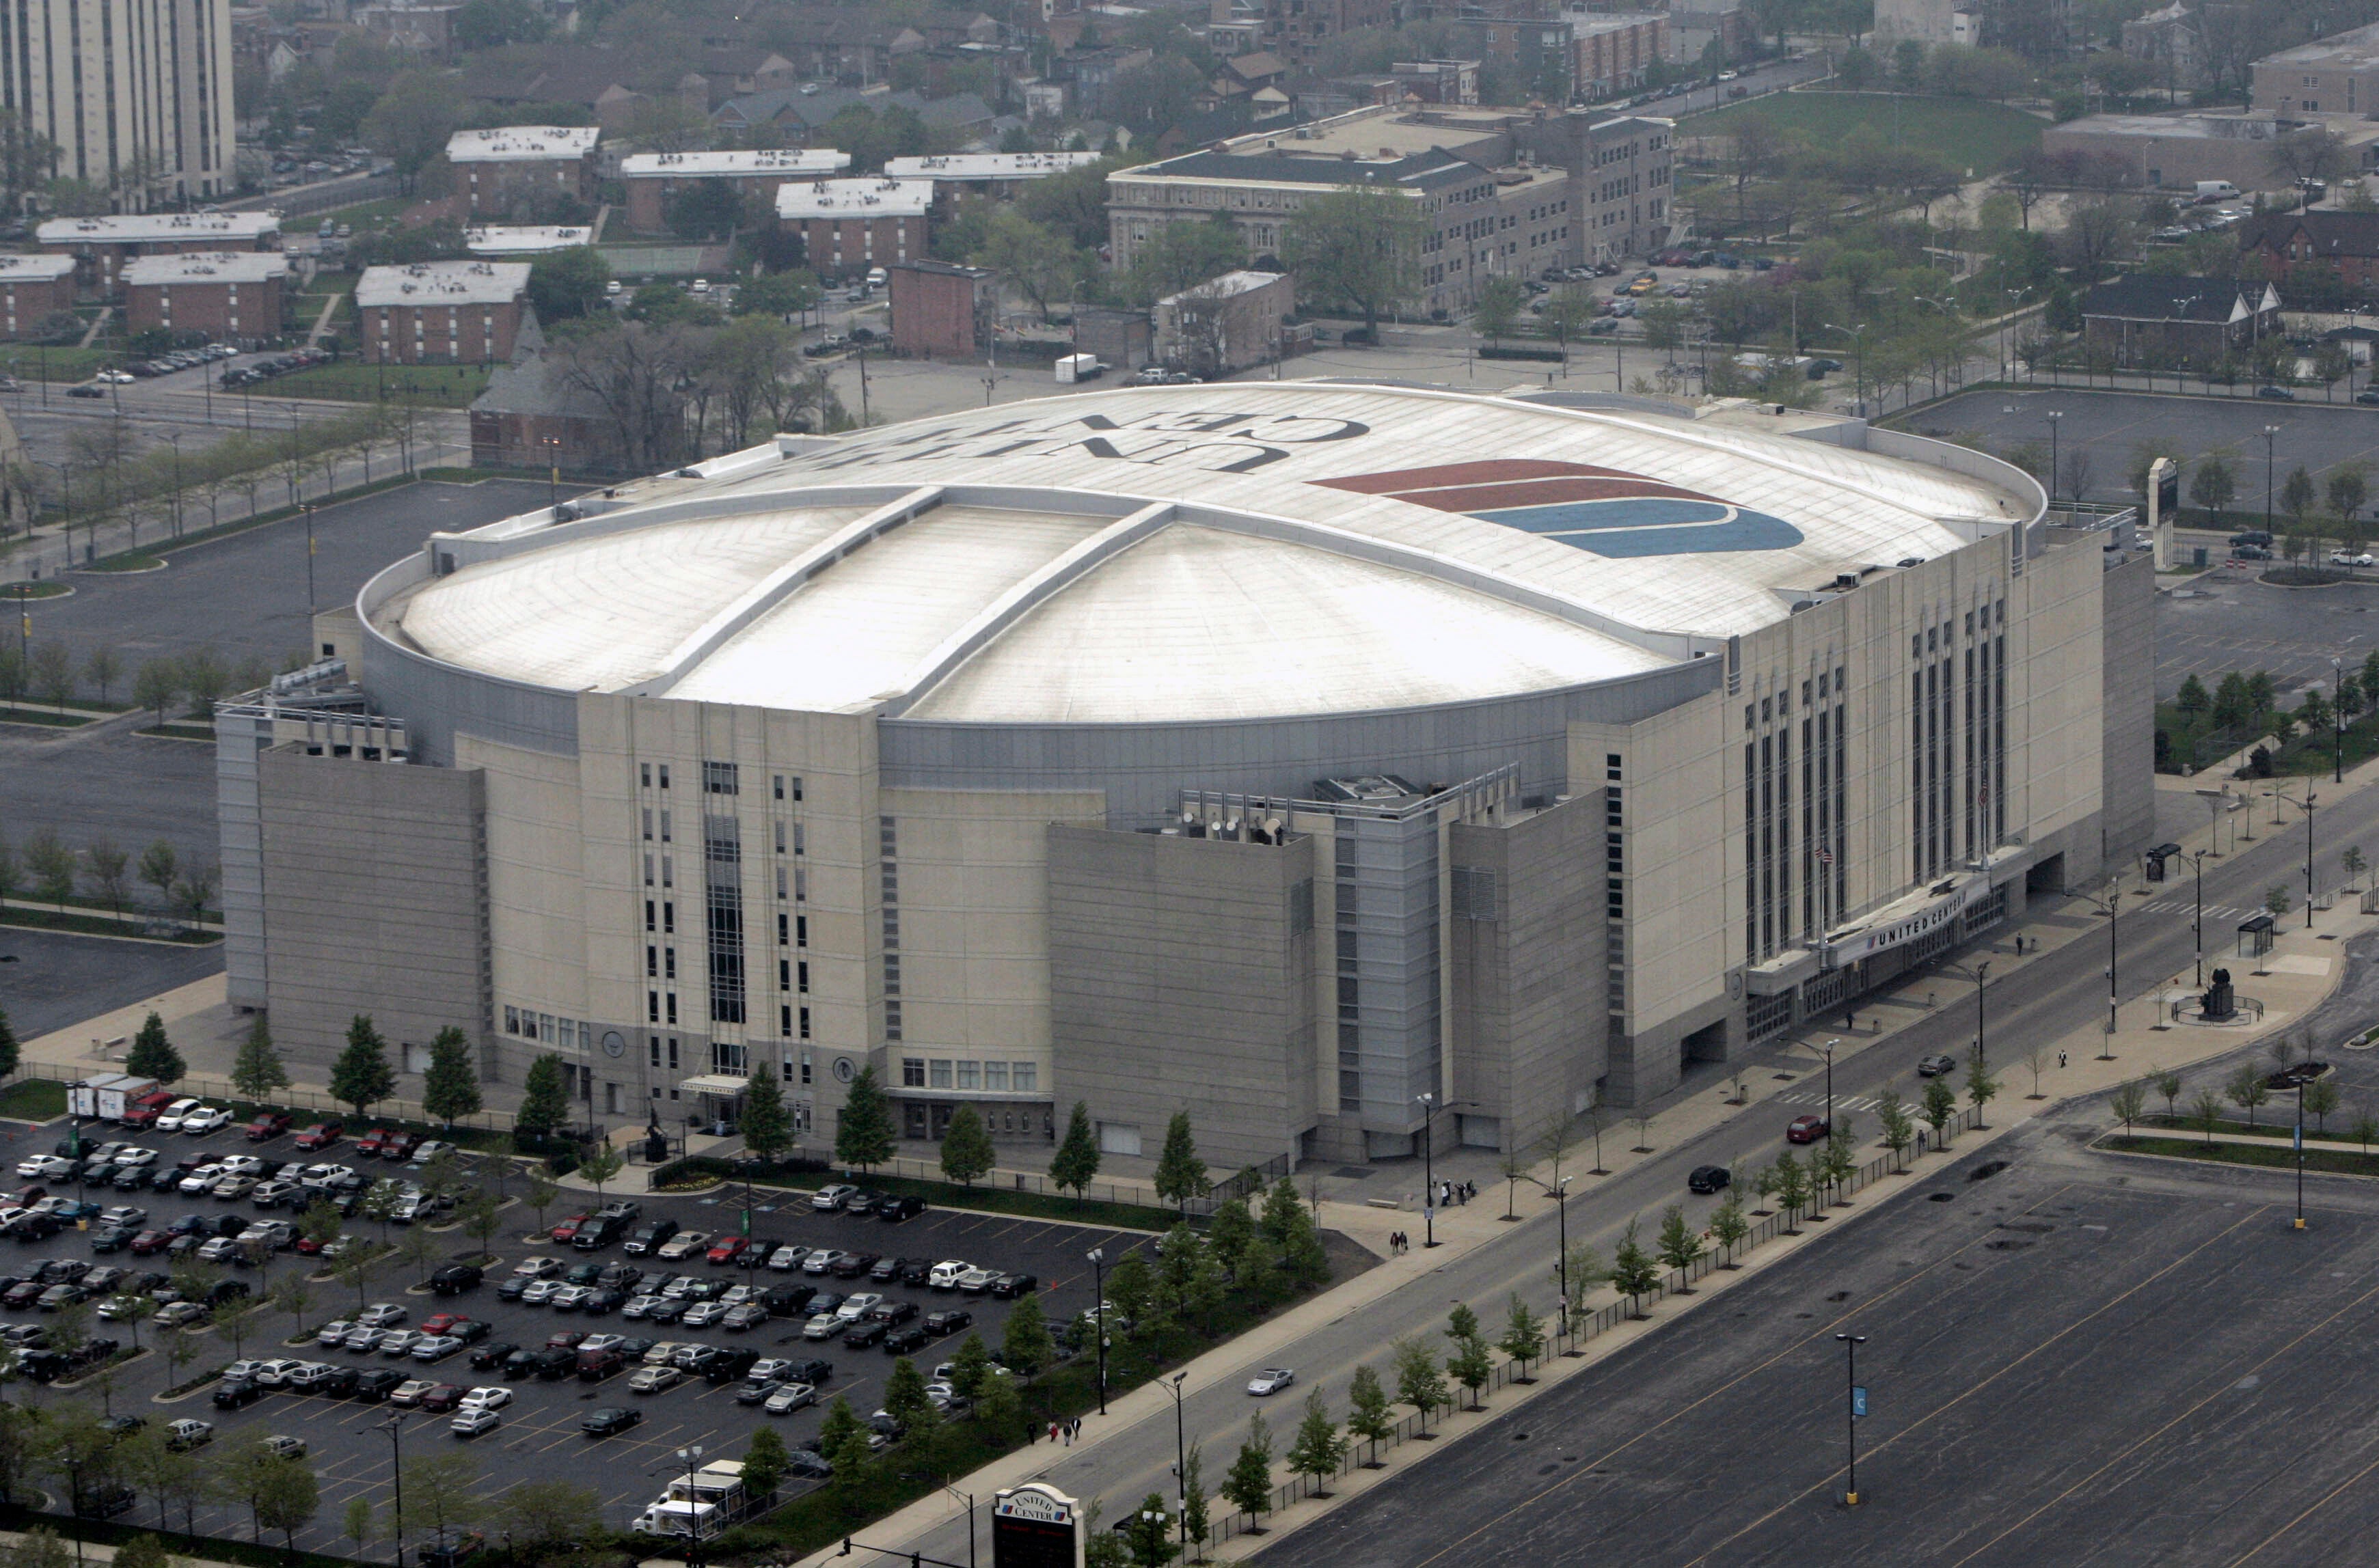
[0,0,238,208]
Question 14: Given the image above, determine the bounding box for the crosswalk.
[1775,1090,1894,1114]
[2130,898,2260,923]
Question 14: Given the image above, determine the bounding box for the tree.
[947,1332,993,1402]
[229,1016,290,1103]
[395,1451,481,1554]
[1655,1204,1705,1287]
[1050,1100,1101,1202]
[2284,466,2320,535]
[254,1448,321,1553]
[1391,1335,1449,1435]
[2225,1062,2270,1126]
[1153,1112,1208,1214]
[842,1066,903,1180]
[1472,275,1527,343]
[2332,466,2370,540]
[740,1064,792,1161]
[520,1166,559,1233]
[733,269,822,320]
[2190,454,2236,519]
[1345,1364,1394,1466]
[24,830,72,910]
[1181,1443,1212,1559]
[938,1103,996,1187]
[79,838,131,920]
[28,642,70,713]
[172,862,216,929]
[417,1026,480,1127]
[124,1011,185,1084]
[2111,1080,2146,1136]
[881,1354,935,1434]
[1117,1492,1180,1567]
[131,659,180,728]
[0,1006,16,1082]
[363,70,465,183]
[1965,1051,2001,1127]
[1709,1193,1750,1266]
[330,1016,395,1118]
[1876,1088,1915,1170]
[135,840,178,913]
[819,1397,874,1511]
[1001,1292,1052,1376]
[526,247,612,325]
[1443,1303,1492,1409]
[2151,1067,2184,1120]
[2189,1087,2225,1144]
[111,1536,168,1568]
[1280,183,1428,340]
[495,1479,602,1559]
[578,1142,623,1202]
[1499,1293,1546,1375]
[2305,1075,2343,1133]
[1108,1250,1160,1338]
[1283,1390,1346,1496]
[1771,1151,1810,1230]
[2344,845,2369,889]
[513,1054,571,1142]
[974,208,1083,324]
[1126,214,1247,303]
[1221,1412,1275,1527]
[344,1496,375,1560]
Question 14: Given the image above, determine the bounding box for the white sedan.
[179,1107,232,1134]
[457,1386,513,1411]
[1247,1368,1296,1397]
[656,1231,711,1261]
[152,1099,202,1131]
[763,1381,817,1416]
[450,1408,501,1438]
[14,1157,72,1180]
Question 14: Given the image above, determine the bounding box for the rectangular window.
[504,1004,519,1034]
[645,899,655,932]
[647,991,659,1023]
[659,810,671,842]
[642,808,653,841]
[799,1007,811,1041]
[643,854,654,888]
[800,1049,813,1084]
[1012,1062,1037,1092]
[538,1013,554,1043]
[646,946,657,978]
[903,1058,926,1087]
[931,1059,953,1088]
[649,1036,661,1067]
[983,1061,1008,1092]
[668,1038,679,1070]
[778,912,789,946]
[956,1060,981,1090]
[666,994,678,1025]
[703,760,738,795]
[780,1004,792,1037]
[661,857,673,888]
[774,821,786,854]
[797,915,808,947]
[798,961,810,993]
[664,948,677,980]
[641,762,652,788]
[663,901,675,934]
[779,958,791,990]
[657,765,670,789]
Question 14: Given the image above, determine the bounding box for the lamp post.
[541,435,562,508]
[2045,409,2064,507]
[675,1445,704,1568]
[1086,1246,1106,1415]
[1820,1037,1838,1133]
[2333,654,2346,783]
[1822,322,1867,415]
[1163,1371,1188,1561]
[1553,1173,1573,1339]
[2190,849,2207,987]
[1415,1092,1439,1248]
[2293,1081,2308,1230]
[302,504,316,616]
[2103,880,2121,1056]
[1836,1332,1867,1507]
[2264,424,2281,532]
[1972,961,1989,1067]
[2306,788,2319,929]
[383,1412,409,1568]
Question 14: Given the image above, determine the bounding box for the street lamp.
[1972,961,1989,1067]
[2045,410,2064,507]
[897,1476,977,1568]
[2333,655,2347,783]
[1836,1332,1867,1507]
[541,435,562,509]
[2292,1079,2309,1230]
[1415,1092,1439,1248]
[1162,1371,1188,1560]
[2264,424,2282,531]
[1821,322,1867,415]
[1820,1037,1838,1133]
[2190,848,2207,987]
[1086,1246,1107,1415]
[302,504,317,616]
[382,1412,410,1568]
[675,1445,705,1568]
[2305,788,2320,929]
[1553,1174,1573,1340]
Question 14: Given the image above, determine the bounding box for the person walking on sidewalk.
[2058,1050,2067,1069]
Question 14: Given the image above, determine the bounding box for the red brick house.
[121,252,290,341]
[888,260,992,359]
[775,177,933,279]
[357,260,534,365]
[2240,210,2379,291]
[618,148,850,233]
[0,254,77,338]
[37,211,283,298]
[444,126,602,216]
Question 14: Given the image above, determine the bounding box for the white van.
[2194,180,2241,204]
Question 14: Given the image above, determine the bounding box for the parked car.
[293,1123,344,1151]
[1246,1368,1296,1397]
[1687,1166,1731,1195]
[1915,1054,1958,1078]
[1785,1114,1830,1144]
[582,1405,642,1436]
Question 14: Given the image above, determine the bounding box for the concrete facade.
[2253,20,2379,118]
[0,0,238,207]
[1152,269,1296,376]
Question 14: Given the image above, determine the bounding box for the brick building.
[0,254,77,338]
[1152,268,1296,376]
[618,148,851,233]
[121,253,290,340]
[470,342,631,476]
[445,126,602,216]
[2080,275,2281,369]
[1208,0,1396,65]
[357,260,534,365]
[2241,210,2379,292]
[776,178,934,280]
[882,151,1102,204]
[888,260,993,358]
[1570,14,1668,97]
[37,211,283,298]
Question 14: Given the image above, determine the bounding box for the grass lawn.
[311,196,409,230]
[0,1079,67,1120]
[267,361,490,405]
[0,580,70,599]
[1698,92,2047,174]
[82,553,164,573]
[0,705,102,728]
[0,905,218,943]
[722,1163,1182,1232]
[2102,1132,2379,1177]
[0,346,122,383]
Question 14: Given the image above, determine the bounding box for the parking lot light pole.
[2334,655,2347,784]
[2307,790,2319,929]
[2265,424,2281,530]
[2294,1084,2307,1230]
[1836,1332,1866,1506]
[2191,850,2207,987]
[1163,1371,1188,1560]
[1554,1174,1573,1340]
[1086,1247,1106,1415]
[1821,1038,1838,1133]
[1415,1092,1439,1247]
[383,1412,408,1568]
[1974,961,1989,1067]
[2045,410,2063,506]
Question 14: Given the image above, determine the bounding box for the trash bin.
[2193,546,2208,568]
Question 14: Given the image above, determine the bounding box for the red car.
[380,1132,424,1161]
[420,1313,466,1338]
[545,1329,587,1350]
[353,1128,394,1158]
[245,1112,293,1142]
[550,1213,594,1245]
[128,1229,173,1255]
[418,1384,465,1413]
[293,1122,344,1151]
[120,1091,178,1128]
[705,1237,748,1266]
[1784,1114,1830,1144]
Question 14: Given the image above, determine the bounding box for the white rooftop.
[882,152,1101,181]
[120,251,290,286]
[0,253,76,279]
[356,260,532,307]
[465,225,592,255]
[775,177,934,220]
[620,149,851,178]
[445,126,600,163]
[387,385,2037,725]
[38,212,280,245]
[1160,269,1284,304]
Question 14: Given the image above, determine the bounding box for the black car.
[763,1283,817,1317]
[354,1368,407,1402]
[680,1345,731,1377]
[532,1347,577,1379]
[495,1276,533,1302]
[737,1239,780,1270]
[1686,1166,1731,1196]
[430,1264,482,1295]
[785,1450,834,1479]
[582,1406,642,1436]
[897,1258,933,1287]
[884,1323,930,1356]
[502,1349,542,1379]
[469,1341,518,1372]
[877,1196,926,1223]
[580,1289,625,1316]
[703,1347,761,1384]
[213,1379,264,1409]
[841,1319,888,1349]
[924,1310,971,1336]
[990,1274,1037,1299]
[72,1485,137,1519]
[316,1366,361,1398]
[784,1357,834,1386]
[596,1263,644,1292]
[622,1220,679,1256]
[869,1256,907,1283]
[832,1252,880,1280]
[869,1299,919,1326]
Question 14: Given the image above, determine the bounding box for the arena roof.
[384,384,2037,725]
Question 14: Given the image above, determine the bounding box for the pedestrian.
[1048,1421,1060,1445]
[1061,1423,1072,1448]
[1073,1418,1084,1442]
[2058,1050,2067,1069]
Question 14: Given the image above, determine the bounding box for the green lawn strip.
[0,1079,68,1119]
[1696,92,2046,173]
[668,1158,1180,1231]
[0,581,72,599]
[2102,1133,2379,1176]
[77,471,429,570]
[0,905,220,944]
[264,361,490,405]
[0,706,102,728]
[0,346,121,383]
[0,1500,375,1568]
[2134,1114,2363,1143]
[80,553,165,573]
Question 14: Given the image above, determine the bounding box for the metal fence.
[1201,1107,1983,1550]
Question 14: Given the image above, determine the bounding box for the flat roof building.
[2253,20,2379,117]
[618,148,851,233]
[221,382,2149,1171]
[356,260,534,365]
[465,225,595,256]
[776,178,934,279]
[39,210,282,296]
[446,125,603,215]
[0,253,77,338]
[121,251,290,340]
[882,151,1101,200]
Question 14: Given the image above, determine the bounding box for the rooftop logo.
[1314,458,1804,558]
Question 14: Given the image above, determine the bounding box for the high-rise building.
[0,0,237,209]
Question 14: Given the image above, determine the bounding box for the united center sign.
[992,1483,1083,1568]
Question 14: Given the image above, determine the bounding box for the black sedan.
[1916,1054,1958,1077]
[582,1406,642,1437]
[1686,1166,1732,1196]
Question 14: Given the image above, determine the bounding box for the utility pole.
[1836,1332,1866,1507]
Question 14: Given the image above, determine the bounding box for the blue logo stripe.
[1471,497,1804,558]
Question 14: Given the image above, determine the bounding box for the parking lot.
[0,1107,1151,1548]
